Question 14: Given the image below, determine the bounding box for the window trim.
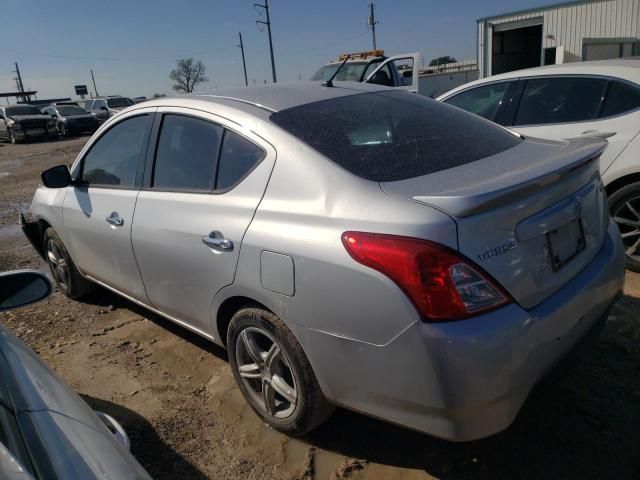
[76,112,154,190]
[143,111,266,195]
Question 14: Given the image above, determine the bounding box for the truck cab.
[311,50,420,93]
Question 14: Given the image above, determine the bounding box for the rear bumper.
[19,213,45,259]
[293,220,625,441]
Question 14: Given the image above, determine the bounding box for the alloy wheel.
[235,327,298,419]
[46,239,70,291]
[613,197,640,258]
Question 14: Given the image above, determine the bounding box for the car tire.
[43,227,94,299]
[227,308,334,436]
[609,181,640,272]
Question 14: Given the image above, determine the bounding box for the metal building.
[477,0,640,77]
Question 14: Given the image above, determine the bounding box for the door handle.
[105,212,124,227]
[202,231,234,251]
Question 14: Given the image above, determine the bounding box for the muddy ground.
[0,137,639,480]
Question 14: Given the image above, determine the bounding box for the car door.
[92,99,109,122]
[510,76,640,174]
[0,108,8,139]
[62,109,154,302]
[365,53,421,93]
[131,108,276,336]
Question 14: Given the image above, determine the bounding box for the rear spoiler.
[381,138,607,218]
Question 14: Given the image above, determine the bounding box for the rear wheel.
[227,308,334,436]
[43,227,93,299]
[609,181,640,272]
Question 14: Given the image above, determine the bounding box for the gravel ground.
[0,137,639,479]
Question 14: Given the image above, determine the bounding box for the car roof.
[188,81,392,113]
[439,58,640,99]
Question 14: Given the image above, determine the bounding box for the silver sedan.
[23,82,624,441]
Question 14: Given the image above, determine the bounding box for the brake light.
[342,232,511,321]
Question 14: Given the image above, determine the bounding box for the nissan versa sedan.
[21,82,624,441]
[438,59,640,270]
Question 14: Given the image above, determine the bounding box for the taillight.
[341,232,511,321]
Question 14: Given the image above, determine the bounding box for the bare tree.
[170,58,209,93]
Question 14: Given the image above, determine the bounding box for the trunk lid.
[380,137,609,309]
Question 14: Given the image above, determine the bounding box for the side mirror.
[51,113,58,118]
[41,165,72,189]
[0,270,52,313]
[402,70,413,78]
[100,106,108,111]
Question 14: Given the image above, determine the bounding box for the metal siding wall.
[479,0,640,75]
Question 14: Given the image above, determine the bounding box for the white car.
[438,59,640,270]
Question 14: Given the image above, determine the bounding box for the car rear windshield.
[5,106,42,116]
[58,106,87,116]
[107,97,134,108]
[270,90,522,182]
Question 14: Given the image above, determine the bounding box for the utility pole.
[13,62,28,103]
[368,3,378,50]
[238,32,248,87]
[91,69,99,97]
[255,0,277,83]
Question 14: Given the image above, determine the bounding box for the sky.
[1,0,559,100]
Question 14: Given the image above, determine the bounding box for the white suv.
[439,59,640,270]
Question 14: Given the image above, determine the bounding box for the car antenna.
[322,55,351,88]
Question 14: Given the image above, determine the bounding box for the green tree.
[429,56,458,67]
[170,58,209,93]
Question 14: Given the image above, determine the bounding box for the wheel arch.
[605,173,640,198]
[215,295,275,349]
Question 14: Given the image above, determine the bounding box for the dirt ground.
[0,137,639,480]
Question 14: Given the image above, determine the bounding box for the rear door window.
[601,80,640,118]
[444,82,511,121]
[514,77,608,126]
[216,130,265,190]
[152,114,223,191]
[271,90,521,182]
[81,115,150,187]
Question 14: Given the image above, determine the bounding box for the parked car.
[22,82,624,441]
[42,104,99,137]
[0,105,57,144]
[83,96,135,123]
[311,50,420,92]
[0,270,151,479]
[438,59,640,270]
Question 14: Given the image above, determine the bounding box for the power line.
[0,47,236,62]
[254,0,277,83]
[238,32,248,87]
[91,69,99,97]
[368,3,379,50]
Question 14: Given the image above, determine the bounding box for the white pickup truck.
[311,50,478,98]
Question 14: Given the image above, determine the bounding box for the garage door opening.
[492,24,542,75]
